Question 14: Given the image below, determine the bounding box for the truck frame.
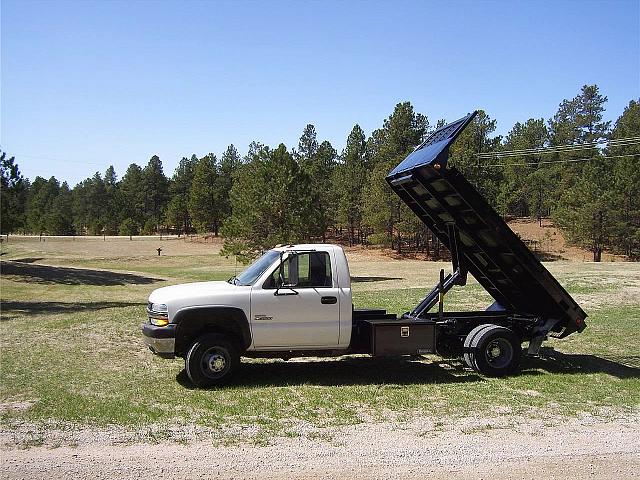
[142,111,587,387]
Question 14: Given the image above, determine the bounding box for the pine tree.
[26,177,49,235]
[313,140,338,240]
[552,85,614,260]
[102,165,119,234]
[166,155,198,234]
[86,172,108,234]
[361,102,429,251]
[526,168,554,227]
[608,99,640,258]
[118,163,146,231]
[142,155,169,231]
[27,176,64,234]
[334,125,368,245]
[119,217,138,239]
[297,124,319,167]
[0,152,27,234]
[221,144,313,261]
[554,160,614,261]
[497,118,549,219]
[548,84,611,200]
[188,154,220,234]
[448,110,502,204]
[218,145,242,227]
[296,125,336,241]
[46,181,75,234]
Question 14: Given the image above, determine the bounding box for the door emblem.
[254,314,273,321]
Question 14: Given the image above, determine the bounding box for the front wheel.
[185,334,239,388]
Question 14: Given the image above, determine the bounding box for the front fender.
[173,306,252,355]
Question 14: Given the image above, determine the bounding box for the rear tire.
[469,325,521,377]
[463,324,494,370]
[185,334,239,388]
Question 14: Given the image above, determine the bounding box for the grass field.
[1,236,639,446]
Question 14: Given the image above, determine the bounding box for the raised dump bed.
[386,111,587,338]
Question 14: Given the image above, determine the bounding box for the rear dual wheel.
[463,324,521,377]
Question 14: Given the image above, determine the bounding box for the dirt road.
[2,414,638,479]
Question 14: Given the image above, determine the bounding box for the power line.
[480,153,640,168]
[477,138,640,159]
[476,136,640,159]
[478,136,640,157]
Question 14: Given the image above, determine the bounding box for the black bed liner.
[385,112,587,338]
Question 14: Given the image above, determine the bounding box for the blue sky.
[2,0,639,185]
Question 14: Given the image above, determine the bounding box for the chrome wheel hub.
[485,338,513,369]
[489,344,502,359]
[207,354,226,373]
[201,347,229,377]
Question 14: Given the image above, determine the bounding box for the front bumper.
[141,323,177,359]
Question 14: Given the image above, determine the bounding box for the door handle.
[321,296,337,304]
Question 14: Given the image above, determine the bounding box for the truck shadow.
[522,348,640,379]
[1,261,160,286]
[177,349,640,388]
[0,300,145,320]
[177,356,482,389]
[350,276,403,283]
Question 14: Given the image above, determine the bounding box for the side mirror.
[275,252,286,294]
[274,252,299,295]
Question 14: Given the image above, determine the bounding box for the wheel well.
[459,319,531,341]
[174,307,251,356]
[437,317,533,354]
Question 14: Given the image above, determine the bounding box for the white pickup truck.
[142,112,586,388]
[143,244,367,387]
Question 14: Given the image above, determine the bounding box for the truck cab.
[143,244,355,386]
[248,245,353,349]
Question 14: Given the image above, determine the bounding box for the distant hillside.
[508,218,625,262]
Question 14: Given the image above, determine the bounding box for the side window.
[264,252,332,289]
[264,257,291,288]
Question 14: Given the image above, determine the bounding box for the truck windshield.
[231,250,280,286]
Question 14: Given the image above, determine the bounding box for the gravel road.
[2,413,639,479]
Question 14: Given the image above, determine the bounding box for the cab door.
[250,251,340,348]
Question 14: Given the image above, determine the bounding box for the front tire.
[185,334,239,388]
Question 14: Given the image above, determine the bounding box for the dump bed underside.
[386,112,587,337]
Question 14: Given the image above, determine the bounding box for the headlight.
[148,303,168,313]
[147,303,169,326]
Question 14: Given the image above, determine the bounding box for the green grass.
[1,238,639,445]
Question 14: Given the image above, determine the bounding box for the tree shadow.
[1,261,160,286]
[522,347,640,379]
[176,356,481,389]
[11,257,44,263]
[351,276,403,283]
[0,300,146,320]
